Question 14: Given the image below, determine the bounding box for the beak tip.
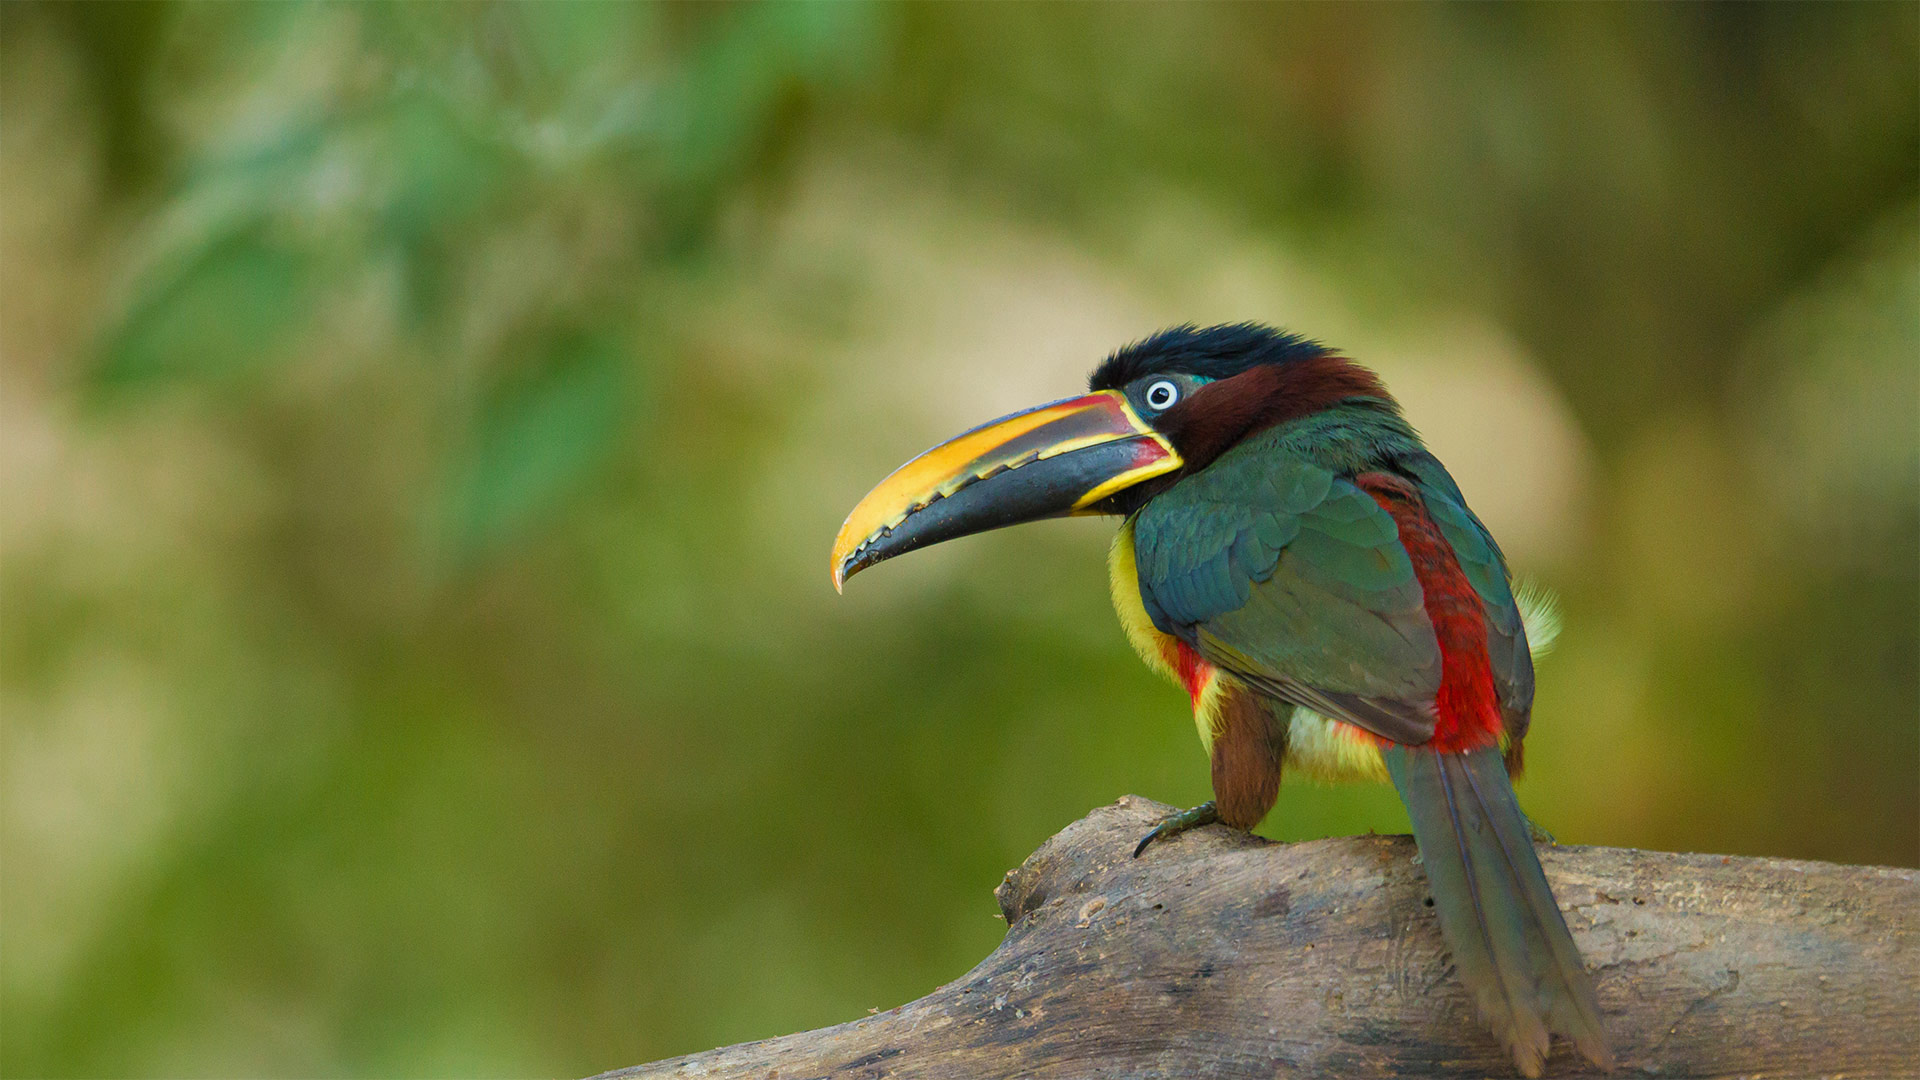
[829,545,854,593]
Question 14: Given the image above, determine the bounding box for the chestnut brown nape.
[1154,355,1395,473]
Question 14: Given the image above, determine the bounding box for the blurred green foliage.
[2,3,1915,1077]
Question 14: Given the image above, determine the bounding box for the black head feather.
[1088,323,1331,391]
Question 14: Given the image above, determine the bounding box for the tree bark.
[592,796,1919,1079]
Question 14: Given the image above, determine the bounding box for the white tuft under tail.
[1513,577,1562,660]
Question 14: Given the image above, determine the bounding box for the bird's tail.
[1382,744,1612,1077]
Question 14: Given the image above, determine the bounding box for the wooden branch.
[593,796,1919,1079]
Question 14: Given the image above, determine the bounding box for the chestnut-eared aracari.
[829,324,1611,1076]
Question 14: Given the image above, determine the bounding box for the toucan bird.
[829,324,1611,1076]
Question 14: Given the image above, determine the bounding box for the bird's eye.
[1144,380,1180,411]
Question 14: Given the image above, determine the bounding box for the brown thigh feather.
[1209,685,1288,829]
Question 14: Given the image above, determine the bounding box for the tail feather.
[1384,745,1612,1077]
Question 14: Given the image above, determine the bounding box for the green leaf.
[443,330,633,557]
[384,92,509,240]
[94,228,312,390]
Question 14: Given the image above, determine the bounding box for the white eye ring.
[1144,379,1180,411]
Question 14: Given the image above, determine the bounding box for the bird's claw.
[1132,801,1219,858]
[1524,813,1558,845]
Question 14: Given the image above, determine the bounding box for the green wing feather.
[1130,428,1441,744]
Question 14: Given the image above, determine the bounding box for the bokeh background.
[3,3,1915,1076]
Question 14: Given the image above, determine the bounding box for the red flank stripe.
[1355,473,1502,753]
[1163,639,1214,706]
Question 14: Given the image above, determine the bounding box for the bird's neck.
[1092,368,1418,519]
[1168,354,1403,471]
[1264,402,1426,476]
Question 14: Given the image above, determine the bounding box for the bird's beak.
[830,390,1183,590]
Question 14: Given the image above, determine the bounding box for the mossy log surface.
[593,796,1919,1079]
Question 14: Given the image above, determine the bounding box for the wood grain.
[592,797,1920,1079]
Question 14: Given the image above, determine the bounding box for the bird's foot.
[1524,814,1557,845]
[1132,801,1219,858]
